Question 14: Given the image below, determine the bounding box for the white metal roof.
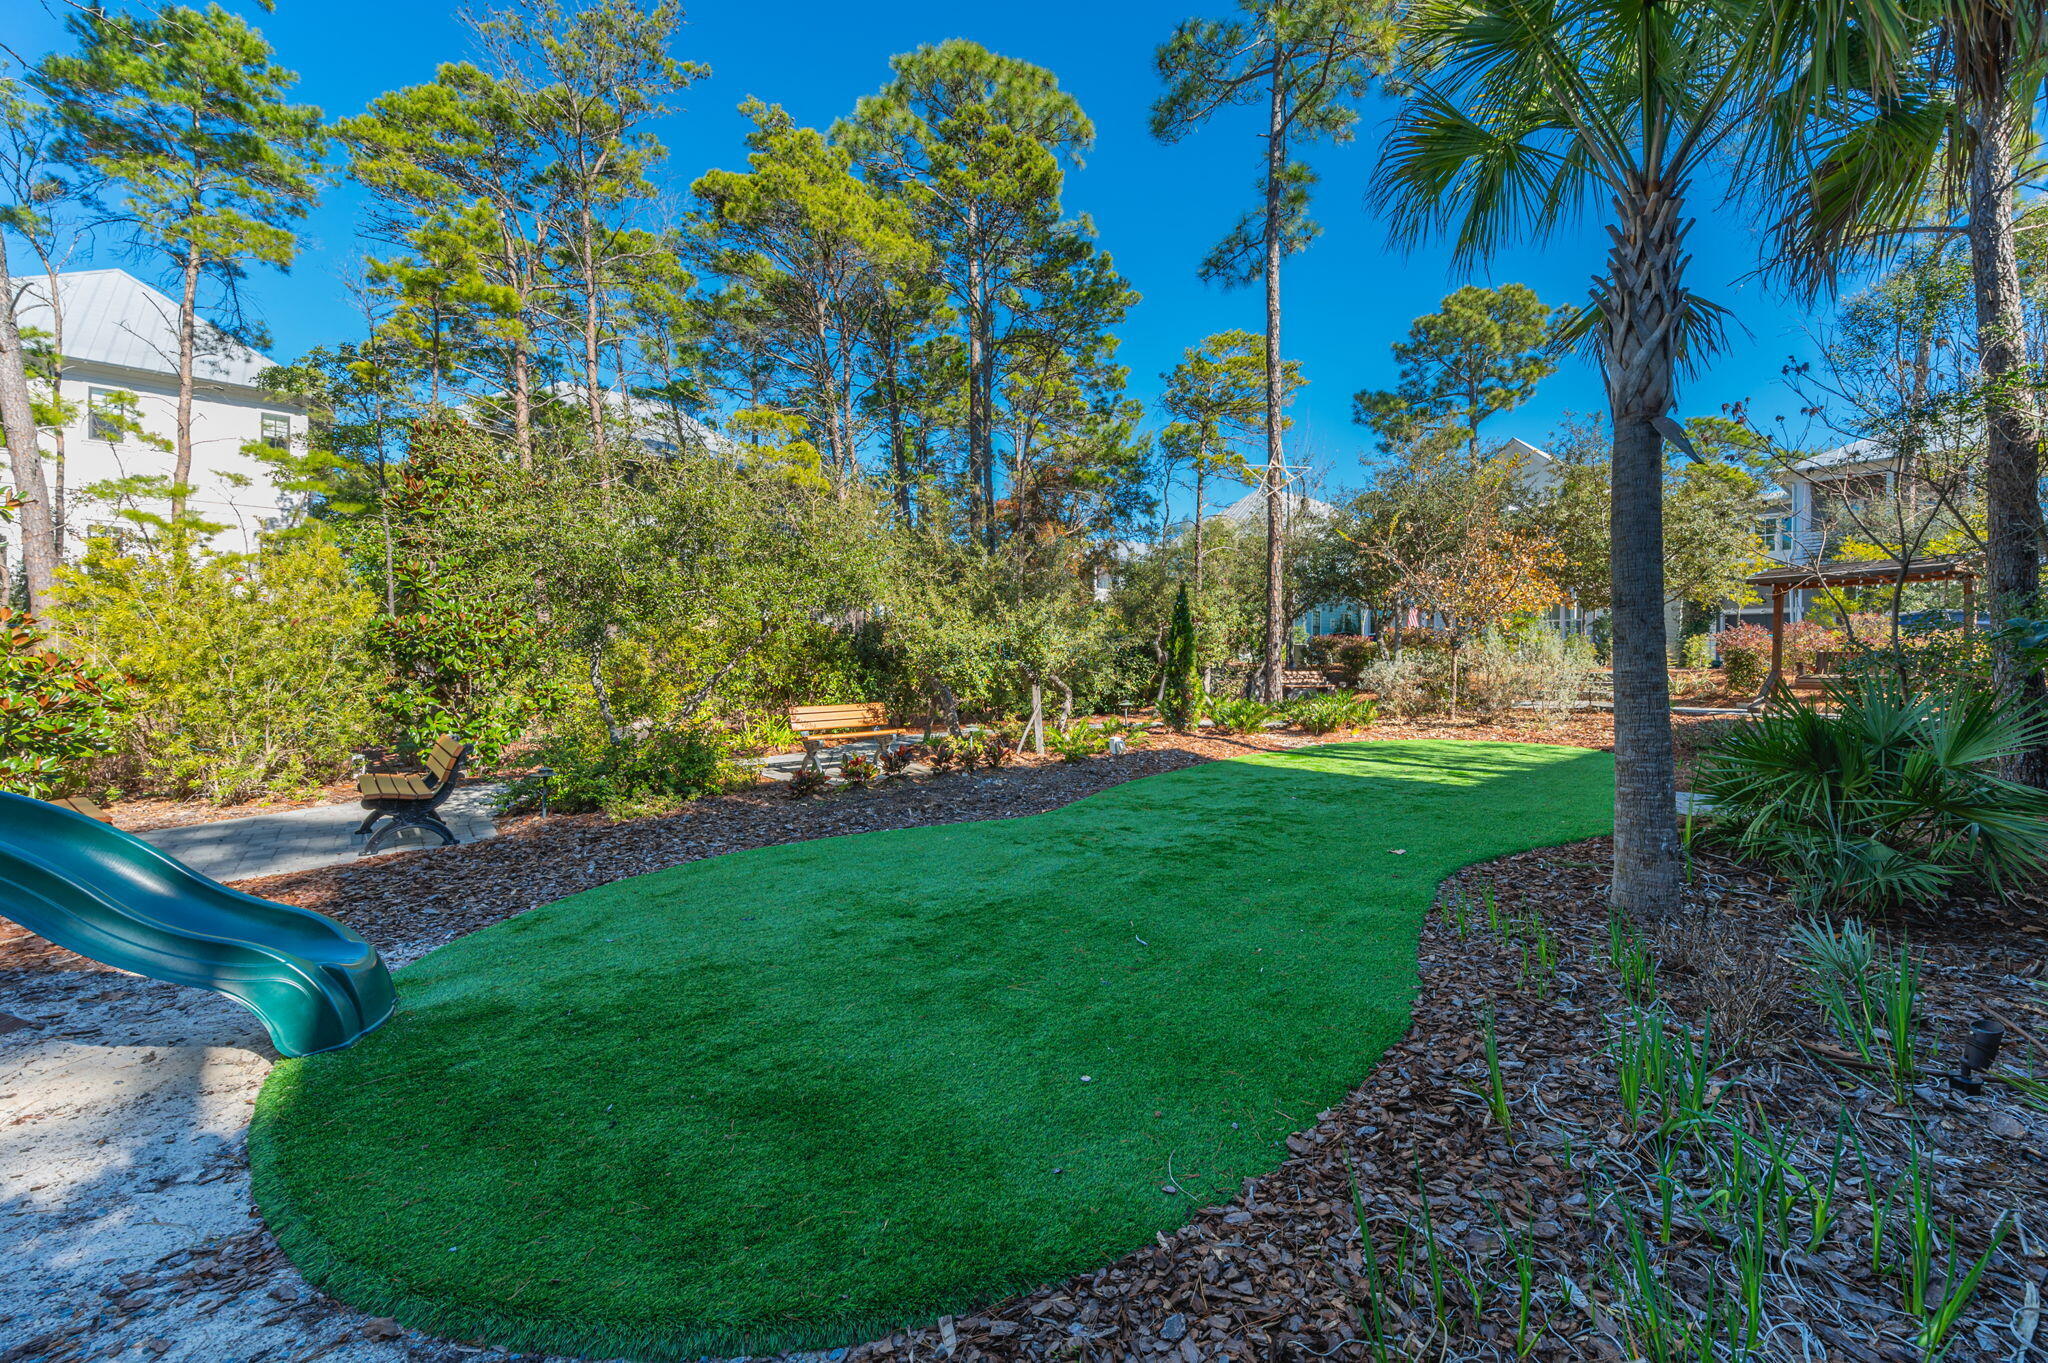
[8,268,276,390]
[1207,487,1338,524]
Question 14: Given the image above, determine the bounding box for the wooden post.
[1761,584,1788,704]
[1962,575,1977,636]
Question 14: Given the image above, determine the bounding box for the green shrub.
[729,713,803,756]
[1461,629,1598,720]
[1205,697,1275,735]
[500,722,747,819]
[0,609,132,799]
[1357,650,1455,718]
[371,574,560,763]
[1696,676,2048,909]
[1045,723,1109,762]
[58,530,381,803]
[1680,632,1714,670]
[1161,585,1200,729]
[1283,693,1379,735]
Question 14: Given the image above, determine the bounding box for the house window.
[260,412,291,450]
[1757,514,1794,553]
[87,388,127,443]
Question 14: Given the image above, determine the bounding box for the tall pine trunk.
[1259,62,1288,702]
[578,206,608,459]
[1964,79,2047,785]
[884,333,911,519]
[1602,184,1682,917]
[174,241,200,522]
[0,232,58,617]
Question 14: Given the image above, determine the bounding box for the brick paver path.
[136,784,501,884]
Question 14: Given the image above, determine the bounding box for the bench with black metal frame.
[355,735,471,855]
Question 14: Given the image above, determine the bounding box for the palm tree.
[1756,2,2048,785]
[1371,0,1767,916]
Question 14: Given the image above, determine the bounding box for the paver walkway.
[136,784,501,884]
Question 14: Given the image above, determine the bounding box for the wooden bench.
[1280,669,1342,696]
[355,734,470,854]
[787,703,907,772]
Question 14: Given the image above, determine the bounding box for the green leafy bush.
[1205,697,1275,735]
[1680,632,1714,670]
[58,530,381,803]
[500,722,747,819]
[1283,693,1379,735]
[371,574,560,762]
[1045,723,1109,762]
[729,713,803,756]
[1696,676,2048,909]
[0,609,132,799]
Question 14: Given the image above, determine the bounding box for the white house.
[6,268,306,557]
[1717,440,1906,632]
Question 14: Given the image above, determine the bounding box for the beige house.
[6,268,306,557]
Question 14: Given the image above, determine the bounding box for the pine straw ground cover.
[836,844,2048,1363]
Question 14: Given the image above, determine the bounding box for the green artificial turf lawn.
[251,740,1612,1359]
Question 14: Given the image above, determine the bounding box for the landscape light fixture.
[537,766,554,818]
[1951,1016,2004,1095]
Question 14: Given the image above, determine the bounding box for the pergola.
[1742,555,1981,701]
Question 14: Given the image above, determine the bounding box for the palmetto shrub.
[1283,693,1379,735]
[1204,697,1275,735]
[1696,676,2048,910]
[1044,723,1109,762]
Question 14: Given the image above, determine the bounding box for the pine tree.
[841,40,1099,546]
[1152,0,1397,699]
[39,4,325,520]
[1352,283,1557,462]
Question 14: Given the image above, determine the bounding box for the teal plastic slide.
[0,793,394,1056]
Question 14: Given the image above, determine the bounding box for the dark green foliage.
[0,609,130,799]
[370,575,560,763]
[1161,583,1200,728]
[1283,693,1379,735]
[499,725,746,820]
[1205,696,1274,735]
[1044,723,1108,762]
[1698,677,2048,909]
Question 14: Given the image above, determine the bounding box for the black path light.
[536,766,554,818]
[1952,1017,2004,1095]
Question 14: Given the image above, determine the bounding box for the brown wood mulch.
[840,846,2048,1363]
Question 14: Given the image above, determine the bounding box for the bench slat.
[788,703,891,733]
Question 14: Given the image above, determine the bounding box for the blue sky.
[15,0,1839,495]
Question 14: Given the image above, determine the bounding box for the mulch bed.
[839,847,2048,1362]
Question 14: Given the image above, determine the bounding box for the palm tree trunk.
[1602,186,1683,917]
[1965,81,2047,785]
